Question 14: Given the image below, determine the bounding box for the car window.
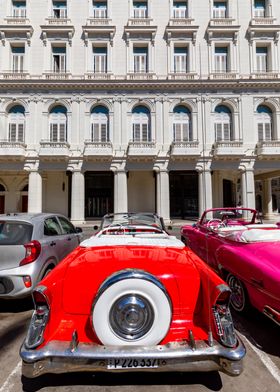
[44,217,62,236]
[0,221,33,245]
[58,217,76,234]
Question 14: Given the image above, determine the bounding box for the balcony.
[209,18,236,27]
[85,72,112,80]
[250,17,276,26]
[168,72,197,80]
[1,71,30,79]
[168,18,194,26]
[250,72,279,79]
[40,19,74,40]
[43,71,72,80]
[212,140,244,158]
[86,17,112,26]
[127,17,153,26]
[4,16,30,25]
[170,141,200,158]
[0,140,26,160]
[209,72,238,80]
[39,140,70,159]
[127,72,156,80]
[127,141,157,159]
[83,141,113,159]
[256,140,280,157]
[44,17,72,26]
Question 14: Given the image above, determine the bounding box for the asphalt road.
[0,226,279,392]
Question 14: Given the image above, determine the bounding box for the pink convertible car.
[180,208,280,326]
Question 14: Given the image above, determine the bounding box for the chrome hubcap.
[109,294,154,340]
[228,276,244,310]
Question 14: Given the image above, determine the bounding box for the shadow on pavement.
[0,297,33,313]
[22,371,222,392]
[232,307,280,357]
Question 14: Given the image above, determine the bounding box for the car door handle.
[50,241,56,247]
[250,278,264,288]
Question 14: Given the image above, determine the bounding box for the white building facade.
[0,0,280,223]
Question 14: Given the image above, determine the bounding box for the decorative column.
[263,178,273,219]
[197,166,213,216]
[155,169,170,223]
[71,170,85,223]
[240,166,256,210]
[28,170,42,213]
[114,170,128,213]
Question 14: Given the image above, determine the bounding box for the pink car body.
[180,208,280,326]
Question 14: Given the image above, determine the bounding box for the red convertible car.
[181,208,280,326]
[21,212,245,381]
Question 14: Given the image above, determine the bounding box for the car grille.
[0,277,14,294]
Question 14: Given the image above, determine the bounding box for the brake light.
[25,287,50,349]
[213,287,237,348]
[23,276,32,288]
[20,240,41,266]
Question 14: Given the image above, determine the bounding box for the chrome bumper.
[20,337,245,378]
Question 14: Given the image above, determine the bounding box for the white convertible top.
[80,233,185,248]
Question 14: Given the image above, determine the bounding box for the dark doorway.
[256,194,262,213]
[0,195,4,213]
[85,172,114,218]
[170,171,198,218]
[223,179,234,207]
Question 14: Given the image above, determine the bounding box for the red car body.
[21,213,245,380]
[181,208,280,326]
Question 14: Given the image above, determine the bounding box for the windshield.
[0,221,33,245]
[201,208,256,225]
[101,213,163,229]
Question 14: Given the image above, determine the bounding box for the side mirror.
[93,225,99,230]
[75,227,83,233]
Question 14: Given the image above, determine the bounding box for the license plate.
[107,358,161,369]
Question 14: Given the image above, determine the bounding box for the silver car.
[0,213,83,299]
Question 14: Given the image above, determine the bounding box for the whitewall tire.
[92,277,171,346]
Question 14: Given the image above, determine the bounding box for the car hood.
[62,245,201,315]
[0,245,26,270]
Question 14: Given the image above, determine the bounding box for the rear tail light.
[20,240,41,266]
[213,288,237,348]
[22,276,32,288]
[25,287,50,349]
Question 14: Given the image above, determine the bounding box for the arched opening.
[132,105,151,142]
[49,105,67,142]
[173,105,192,142]
[214,105,232,141]
[90,105,109,142]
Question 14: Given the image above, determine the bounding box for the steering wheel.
[206,219,225,230]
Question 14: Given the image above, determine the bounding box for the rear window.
[0,221,33,245]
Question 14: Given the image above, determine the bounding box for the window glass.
[0,221,32,245]
[44,217,62,236]
[58,217,76,234]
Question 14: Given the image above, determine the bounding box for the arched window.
[173,105,192,142]
[132,105,151,142]
[49,105,67,142]
[214,105,232,141]
[257,105,273,141]
[8,105,25,142]
[91,105,109,142]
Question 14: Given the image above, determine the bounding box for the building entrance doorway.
[85,172,114,218]
[223,179,235,207]
[170,171,198,218]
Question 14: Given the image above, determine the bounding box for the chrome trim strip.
[20,337,246,378]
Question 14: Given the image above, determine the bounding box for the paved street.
[0,224,279,392]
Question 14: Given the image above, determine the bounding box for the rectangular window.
[11,46,25,72]
[174,47,188,73]
[93,46,107,73]
[254,0,266,17]
[9,123,24,142]
[53,1,67,18]
[213,1,227,18]
[256,47,268,72]
[133,1,148,18]
[92,1,107,18]
[172,1,187,18]
[258,123,271,141]
[52,46,66,72]
[92,123,108,141]
[173,123,190,141]
[214,46,228,72]
[133,46,148,73]
[215,123,230,141]
[12,1,26,17]
[50,123,66,142]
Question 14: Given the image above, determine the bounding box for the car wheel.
[226,274,249,313]
[92,278,171,346]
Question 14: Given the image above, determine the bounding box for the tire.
[226,274,249,313]
[92,278,171,346]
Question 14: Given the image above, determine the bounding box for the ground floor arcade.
[0,158,279,223]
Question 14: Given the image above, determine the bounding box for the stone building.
[0,0,280,223]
